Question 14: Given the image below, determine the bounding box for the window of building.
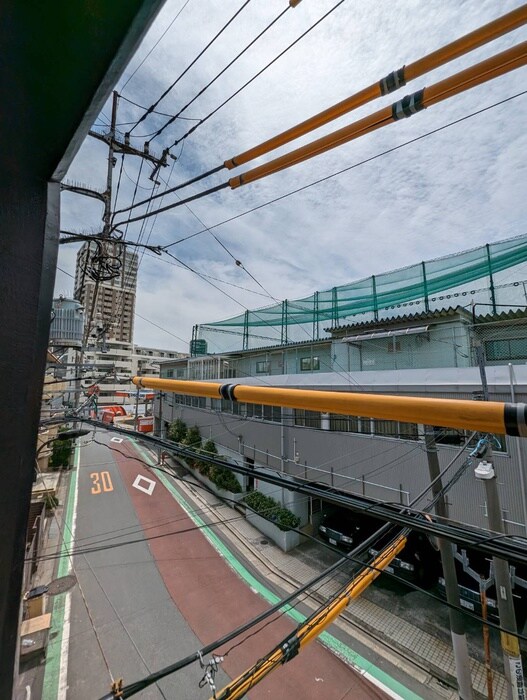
[387,340,402,353]
[294,409,321,429]
[256,361,270,374]
[300,356,321,371]
[166,369,173,378]
[485,337,527,361]
[329,414,361,433]
[263,405,281,422]
[246,403,263,419]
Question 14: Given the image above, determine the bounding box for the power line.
[55,266,189,350]
[167,0,347,151]
[127,0,253,135]
[153,169,276,300]
[120,0,194,92]
[112,85,527,233]
[162,89,527,250]
[148,2,293,143]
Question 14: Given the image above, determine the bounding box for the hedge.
[244,490,300,531]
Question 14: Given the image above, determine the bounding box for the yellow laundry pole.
[133,376,527,437]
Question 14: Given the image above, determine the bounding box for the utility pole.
[473,340,525,700]
[424,425,474,700]
[134,387,140,431]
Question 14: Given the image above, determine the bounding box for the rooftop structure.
[196,233,527,353]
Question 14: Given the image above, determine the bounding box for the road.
[42,432,396,700]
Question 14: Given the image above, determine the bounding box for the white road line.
[57,446,80,700]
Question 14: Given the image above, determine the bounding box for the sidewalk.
[168,461,508,700]
[14,471,71,700]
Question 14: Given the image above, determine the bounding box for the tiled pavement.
[174,469,509,700]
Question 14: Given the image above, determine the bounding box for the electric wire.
[91,435,527,698]
[148,2,292,143]
[154,168,276,300]
[162,89,527,250]
[120,0,194,92]
[55,265,189,350]
[40,417,527,564]
[167,0,347,151]
[127,0,253,135]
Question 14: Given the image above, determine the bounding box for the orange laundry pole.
[227,41,527,189]
[224,4,527,170]
[133,376,527,437]
[213,535,407,700]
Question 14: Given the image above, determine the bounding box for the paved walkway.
[168,459,508,700]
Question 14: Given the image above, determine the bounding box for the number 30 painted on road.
[90,471,114,494]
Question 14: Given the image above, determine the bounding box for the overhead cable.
[120,0,193,92]
[227,40,527,188]
[148,1,296,143]
[214,535,407,700]
[161,88,527,249]
[111,39,527,230]
[59,416,527,564]
[224,3,527,169]
[167,4,527,172]
[166,0,345,151]
[127,0,253,136]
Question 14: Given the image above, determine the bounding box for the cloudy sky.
[56,0,527,353]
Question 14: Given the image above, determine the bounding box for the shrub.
[209,465,242,493]
[193,448,211,477]
[44,494,59,510]
[183,425,202,449]
[244,490,300,531]
[168,418,187,443]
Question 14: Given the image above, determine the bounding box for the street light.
[35,428,91,479]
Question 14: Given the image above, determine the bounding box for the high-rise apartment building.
[74,241,138,343]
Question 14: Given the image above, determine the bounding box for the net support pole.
[422,261,430,312]
[372,275,379,321]
[486,244,497,313]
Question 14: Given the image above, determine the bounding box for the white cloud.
[56,0,527,350]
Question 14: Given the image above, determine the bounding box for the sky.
[55,0,527,354]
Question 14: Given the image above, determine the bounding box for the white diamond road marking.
[132,474,156,496]
[110,437,123,443]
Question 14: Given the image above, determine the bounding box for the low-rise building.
[153,236,527,545]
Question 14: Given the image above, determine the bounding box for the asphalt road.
[61,434,223,699]
[46,433,391,700]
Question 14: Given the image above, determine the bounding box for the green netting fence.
[197,235,527,353]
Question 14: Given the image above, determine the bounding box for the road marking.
[90,471,114,494]
[132,474,156,496]
[110,437,123,443]
[42,444,81,700]
[132,442,422,700]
